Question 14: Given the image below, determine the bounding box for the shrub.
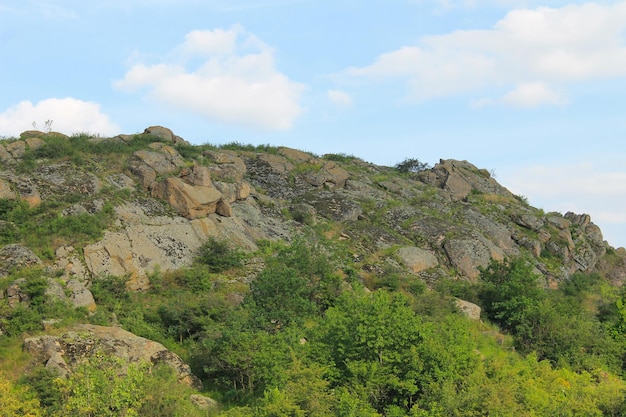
[394,158,431,174]
[196,237,244,273]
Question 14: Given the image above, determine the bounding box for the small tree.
[394,158,431,174]
[196,237,243,272]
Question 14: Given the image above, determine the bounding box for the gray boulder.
[23,324,202,389]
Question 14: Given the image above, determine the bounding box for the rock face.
[0,244,41,277]
[455,298,482,320]
[0,126,622,291]
[396,247,439,273]
[83,200,261,290]
[151,177,223,219]
[420,159,514,201]
[23,324,202,389]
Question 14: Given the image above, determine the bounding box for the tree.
[0,372,41,417]
[394,158,431,174]
[248,262,316,330]
[478,257,544,338]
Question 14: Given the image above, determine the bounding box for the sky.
[0,0,625,248]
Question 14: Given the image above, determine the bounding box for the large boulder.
[444,237,504,280]
[0,244,41,277]
[0,144,16,164]
[5,140,26,158]
[396,246,439,273]
[23,324,202,389]
[455,298,482,320]
[151,177,222,219]
[420,159,514,201]
[143,125,188,145]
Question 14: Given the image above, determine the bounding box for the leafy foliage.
[394,158,431,174]
[3,135,626,416]
[196,237,244,273]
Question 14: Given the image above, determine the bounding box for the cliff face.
[0,126,622,296]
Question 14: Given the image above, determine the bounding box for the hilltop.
[1,126,626,416]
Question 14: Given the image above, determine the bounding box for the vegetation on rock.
[1,127,626,416]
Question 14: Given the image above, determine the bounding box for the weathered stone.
[0,179,15,199]
[107,173,136,191]
[321,161,350,189]
[45,278,68,302]
[55,246,90,283]
[151,177,222,219]
[443,238,493,280]
[25,137,46,150]
[396,246,439,273]
[237,181,252,200]
[83,202,250,288]
[455,298,481,320]
[512,213,545,231]
[5,140,26,158]
[565,212,591,227]
[6,278,29,307]
[421,159,514,201]
[143,126,187,144]
[216,200,233,217]
[213,181,238,203]
[257,154,294,174]
[23,324,202,389]
[128,161,156,189]
[20,186,42,207]
[180,165,213,187]
[305,191,363,222]
[515,235,542,257]
[558,229,575,251]
[19,130,46,139]
[66,279,97,312]
[0,244,41,277]
[132,149,184,175]
[190,394,217,410]
[547,215,571,230]
[278,147,316,163]
[0,144,16,164]
[464,208,516,254]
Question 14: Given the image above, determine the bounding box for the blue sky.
[1,0,625,248]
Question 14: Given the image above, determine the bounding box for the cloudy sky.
[1,0,625,248]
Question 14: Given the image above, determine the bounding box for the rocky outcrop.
[244,149,350,199]
[83,201,261,290]
[23,324,202,389]
[0,244,41,277]
[144,125,188,145]
[151,177,223,219]
[129,147,186,188]
[455,298,482,320]
[444,237,504,280]
[420,159,514,201]
[396,246,439,273]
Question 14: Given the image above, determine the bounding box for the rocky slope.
[1,125,625,402]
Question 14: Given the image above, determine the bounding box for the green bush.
[394,158,431,174]
[196,237,244,273]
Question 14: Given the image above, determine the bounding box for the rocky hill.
[2,126,626,415]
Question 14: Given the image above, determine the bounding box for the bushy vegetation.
[4,133,626,416]
[394,158,431,174]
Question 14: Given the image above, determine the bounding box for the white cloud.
[0,98,120,137]
[473,82,566,108]
[500,160,626,248]
[327,90,352,107]
[345,1,626,106]
[114,25,305,131]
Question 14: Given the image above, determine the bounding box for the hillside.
[1,126,626,416]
